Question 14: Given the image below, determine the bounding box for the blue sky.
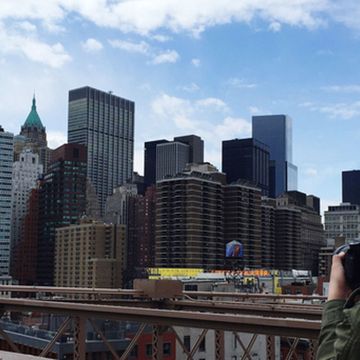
[1,0,360,213]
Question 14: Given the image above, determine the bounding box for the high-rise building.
[67,86,135,214]
[222,138,270,195]
[324,203,360,243]
[16,96,52,172]
[0,126,14,275]
[10,150,42,275]
[12,187,40,284]
[224,180,262,268]
[174,135,204,163]
[156,141,189,181]
[252,115,298,197]
[37,143,87,285]
[155,164,224,269]
[342,170,360,206]
[128,185,157,277]
[260,197,276,268]
[54,219,126,292]
[276,191,324,274]
[144,140,169,188]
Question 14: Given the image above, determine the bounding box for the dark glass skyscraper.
[37,144,87,285]
[144,139,169,188]
[222,138,269,195]
[68,86,134,214]
[252,115,298,197]
[174,135,204,163]
[342,170,360,205]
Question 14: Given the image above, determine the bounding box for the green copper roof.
[23,96,44,130]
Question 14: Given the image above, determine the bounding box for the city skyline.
[2,1,360,213]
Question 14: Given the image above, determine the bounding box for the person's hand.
[328,252,351,301]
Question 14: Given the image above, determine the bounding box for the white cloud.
[196,97,229,111]
[0,23,71,68]
[321,85,360,93]
[82,38,103,52]
[0,0,335,38]
[302,100,360,119]
[47,130,67,149]
[150,92,251,167]
[15,21,37,32]
[109,39,150,54]
[181,82,200,92]
[191,58,201,67]
[249,106,262,114]
[269,21,282,32]
[151,34,171,42]
[228,77,258,89]
[152,49,179,64]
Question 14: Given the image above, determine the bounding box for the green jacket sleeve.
[317,299,346,360]
[317,292,360,360]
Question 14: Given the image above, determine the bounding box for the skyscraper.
[342,170,360,206]
[11,150,42,274]
[156,141,189,181]
[16,96,52,172]
[252,115,298,197]
[155,163,224,269]
[222,138,270,195]
[144,139,169,188]
[174,135,204,163]
[0,126,14,275]
[68,86,135,214]
[37,143,87,285]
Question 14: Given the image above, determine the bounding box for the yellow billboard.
[147,268,203,279]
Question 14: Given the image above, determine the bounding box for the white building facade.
[0,126,14,275]
[11,149,43,258]
[324,203,360,243]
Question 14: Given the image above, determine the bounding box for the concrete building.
[155,164,225,269]
[146,135,204,184]
[276,191,324,273]
[0,126,14,275]
[68,86,135,215]
[252,114,298,197]
[156,141,189,181]
[222,138,270,196]
[127,185,157,278]
[173,135,204,164]
[10,150,42,275]
[54,219,126,290]
[12,188,40,284]
[324,203,360,243]
[37,144,87,285]
[15,96,52,172]
[318,237,345,279]
[224,180,262,268]
[261,197,276,268]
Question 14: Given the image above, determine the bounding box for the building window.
[146,344,152,357]
[184,335,190,351]
[163,342,171,356]
[199,337,206,352]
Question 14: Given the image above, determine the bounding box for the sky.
[1,0,360,214]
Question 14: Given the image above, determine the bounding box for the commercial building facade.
[342,170,360,206]
[68,86,135,214]
[54,220,126,290]
[0,126,14,275]
[252,115,298,197]
[37,143,87,285]
[222,138,270,195]
[155,164,224,269]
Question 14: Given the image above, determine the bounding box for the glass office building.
[342,170,360,206]
[252,115,298,197]
[68,86,134,215]
[0,126,13,275]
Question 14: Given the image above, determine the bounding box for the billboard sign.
[226,240,244,258]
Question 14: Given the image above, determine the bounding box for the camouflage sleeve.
[317,299,346,360]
